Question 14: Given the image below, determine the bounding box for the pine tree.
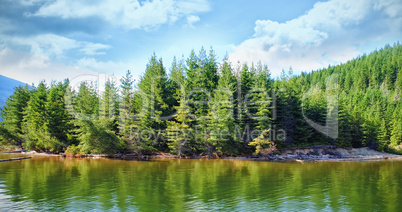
[248,130,276,156]
[377,118,389,151]
[350,106,365,147]
[204,47,219,92]
[390,107,402,147]
[185,49,199,93]
[165,88,193,157]
[167,57,186,111]
[134,54,170,152]
[1,44,402,155]
[45,80,73,145]
[76,119,124,155]
[236,63,255,144]
[74,82,99,119]
[73,81,123,154]
[184,48,218,154]
[119,70,137,150]
[23,81,48,150]
[207,57,240,155]
[249,62,272,131]
[23,81,65,152]
[336,97,352,147]
[0,85,31,148]
[99,78,119,133]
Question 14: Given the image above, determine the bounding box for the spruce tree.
[119,70,137,151]
[134,54,169,152]
[390,106,402,147]
[45,80,73,145]
[237,64,255,144]
[99,78,119,133]
[0,85,31,148]
[207,57,239,155]
[165,87,193,157]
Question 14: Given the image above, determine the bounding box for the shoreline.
[2,146,402,162]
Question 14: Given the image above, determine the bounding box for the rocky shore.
[247,146,402,162]
[2,146,402,162]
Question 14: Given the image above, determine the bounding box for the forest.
[0,44,401,156]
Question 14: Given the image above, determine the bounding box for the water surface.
[0,154,401,211]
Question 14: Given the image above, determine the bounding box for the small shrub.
[65,145,82,156]
[249,130,277,156]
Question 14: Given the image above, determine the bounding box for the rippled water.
[0,154,401,211]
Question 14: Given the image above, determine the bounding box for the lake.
[0,154,401,211]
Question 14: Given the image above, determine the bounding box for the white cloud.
[186,15,200,28]
[0,48,131,87]
[29,0,210,30]
[75,57,141,88]
[80,43,112,56]
[6,34,79,57]
[17,0,47,6]
[76,57,130,76]
[229,0,402,76]
[0,48,97,85]
[1,33,112,58]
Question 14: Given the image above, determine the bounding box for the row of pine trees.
[1,44,402,156]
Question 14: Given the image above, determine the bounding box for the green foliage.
[0,85,30,147]
[76,119,124,154]
[133,54,170,151]
[0,124,23,147]
[65,144,82,155]
[45,81,73,144]
[207,57,241,154]
[118,70,137,150]
[1,44,401,155]
[74,82,99,118]
[165,94,193,157]
[248,130,276,155]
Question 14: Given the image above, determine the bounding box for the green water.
[0,154,401,211]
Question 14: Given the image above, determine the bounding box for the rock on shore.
[252,146,402,162]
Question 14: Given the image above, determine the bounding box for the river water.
[0,154,401,211]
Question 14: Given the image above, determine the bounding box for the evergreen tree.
[1,44,402,155]
[134,54,169,152]
[119,70,137,151]
[99,78,119,133]
[207,57,240,155]
[248,62,272,131]
[390,106,402,147]
[45,80,73,145]
[237,63,255,144]
[24,81,65,152]
[0,85,31,148]
[165,87,193,157]
[377,118,389,151]
[167,57,186,110]
[76,119,124,154]
[185,49,199,93]
[336,96,352,147]
[74,82,99,119]
[248,130,276,156]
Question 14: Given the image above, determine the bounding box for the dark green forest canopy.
[1,44,401,155]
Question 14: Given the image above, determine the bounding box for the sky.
[0,0,401,86]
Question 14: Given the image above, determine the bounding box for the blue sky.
[0,0,401,85]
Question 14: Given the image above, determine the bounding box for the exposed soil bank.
[2,146,402,162]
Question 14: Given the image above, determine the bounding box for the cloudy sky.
[0,0,401,85]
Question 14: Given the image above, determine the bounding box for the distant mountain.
[0,75,28,112]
